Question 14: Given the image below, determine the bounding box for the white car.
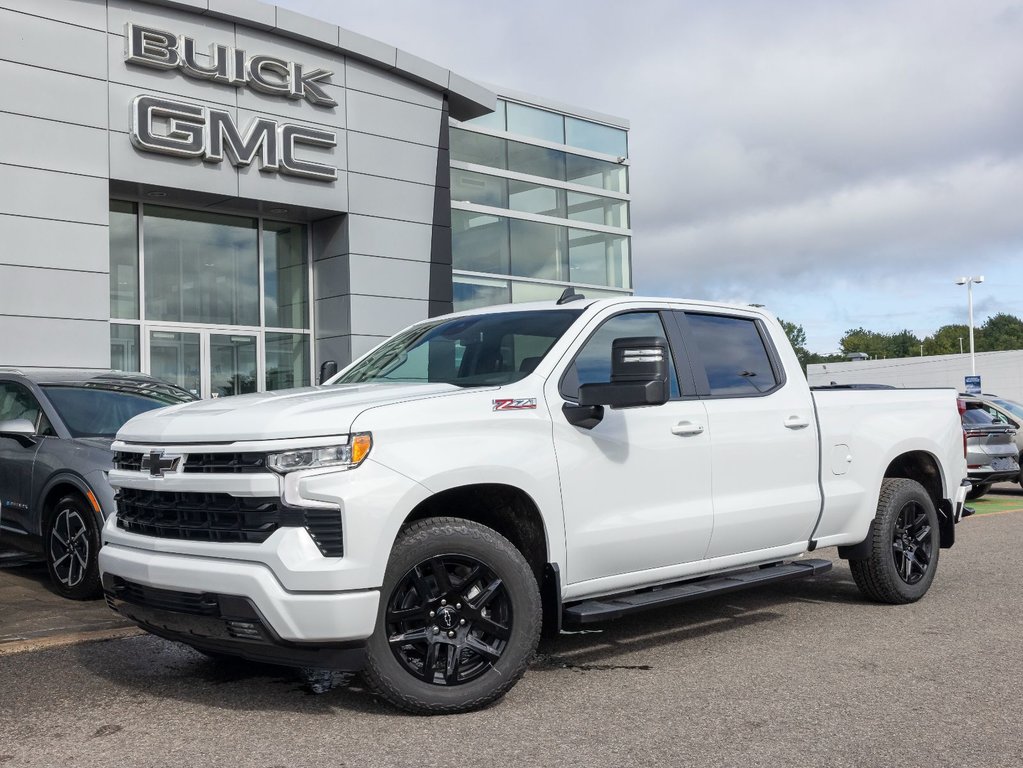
[99,295,968,713]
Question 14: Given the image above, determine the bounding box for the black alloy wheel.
[891,500,933,585]
[386,554,512,686]
[45,494,102,600]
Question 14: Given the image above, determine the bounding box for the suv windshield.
[42,381,196,438]
[336,310,583,387]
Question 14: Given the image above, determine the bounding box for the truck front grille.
[114,489,344,556]
[115,489,280,544]
[183,453,267,474]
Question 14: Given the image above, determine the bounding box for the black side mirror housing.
[318,360,339,384]
[577,336,671,409]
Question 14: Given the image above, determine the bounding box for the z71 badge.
[492,398,537,411]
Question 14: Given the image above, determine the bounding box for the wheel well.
[883,451,954,548]
[401,484,548,584]
[39,483,95,534]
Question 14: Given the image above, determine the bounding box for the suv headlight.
[267,433,372,474]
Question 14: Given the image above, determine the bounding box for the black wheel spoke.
[429,557,453,595]
[387,605,427,623]
[474,578,503,610]
[388,627,429,646]
[465,634,502,663]
[474,616,511,640]
[421,641,440,681]
[444,643,462,683]
[410,565,433,603]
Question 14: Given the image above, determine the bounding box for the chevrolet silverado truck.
[99,295,968,714]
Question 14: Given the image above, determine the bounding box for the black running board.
[562,559,833,625]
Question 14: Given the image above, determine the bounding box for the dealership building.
[0,0,631,397]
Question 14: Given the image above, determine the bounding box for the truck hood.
[115,382,464,444]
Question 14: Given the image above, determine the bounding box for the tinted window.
[962,406,998,426]
[0,382,53,435]
[337,310,582,387]
[41,384,195,438]
[686,314,779,396]
[561,312,681,399]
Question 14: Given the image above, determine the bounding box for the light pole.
[955,276,984,375]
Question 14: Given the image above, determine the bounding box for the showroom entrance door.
[146,327,260,399]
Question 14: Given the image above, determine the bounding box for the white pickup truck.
[100,295,968,714]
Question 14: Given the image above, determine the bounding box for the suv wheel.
[363,517,541,714]
[45,494,101,600]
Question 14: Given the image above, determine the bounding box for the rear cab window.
[679,312,783,397]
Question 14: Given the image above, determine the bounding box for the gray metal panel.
[347,133,439,186]
[394,49,448,91]
[237,164,348,214]
[0,8,107,79]
[348,295,427,337]
[236,85,345,129]
[313,255,349,300]
[109,132,239,197]
[107,82,239,133]
[0,265,109,320]
[107,0,234,41]
[337,27,396,68]
[348,255,430,301]
[0,60,108,129]
[346,90,443,147]
[273,6,338,48]
[0,317,108,368]
[0,0,106,30]
[315,334,351,369]
[234,25,345,83]
[0,166,108,225]
[349,334,388,360]
[313,295,351,338]
[345,215,433,262]
[141,0,209,12]
[346,174,436,225]
[345,59,440,110]
[0,215,109,273]
[311,215,346,261]
[0,112,108,178]
[207,0,274,29]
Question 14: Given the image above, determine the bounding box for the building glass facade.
[449,96,632,311]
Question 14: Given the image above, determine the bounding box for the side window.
[983,405,1009,425]
[560,312,682,399]
[685,313,780,396]
[0,382,53,435]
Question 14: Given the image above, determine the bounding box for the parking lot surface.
[1,501,1022,768]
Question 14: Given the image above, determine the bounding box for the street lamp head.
[955,277,968,285]
[974,275,985,284]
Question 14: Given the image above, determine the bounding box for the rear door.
[549,307,714,585]
[674,311,821,558]
[0,381,48,537]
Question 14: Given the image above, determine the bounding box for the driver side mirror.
[318,360,339,384]
[0,418,37,446]
[578,336,671,409]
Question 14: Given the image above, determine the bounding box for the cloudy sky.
[278,0,1023,353]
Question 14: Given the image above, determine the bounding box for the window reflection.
[263,221,308,330]
[452,210,510,275]
[510,219,566,282]
[109,201,139,320]
[266,332,310,390]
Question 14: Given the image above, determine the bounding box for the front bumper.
[99,542,380,648]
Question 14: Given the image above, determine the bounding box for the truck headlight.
[267,433,372,473]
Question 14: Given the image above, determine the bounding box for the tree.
[840,328,890,358]
[778,318,811,371]
[923,324,970,355]
[889,329,923,358]
[978,313,1023,352]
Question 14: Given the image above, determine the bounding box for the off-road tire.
[849,478,939,604]
[363,517,541,715]
[44,493,102,600]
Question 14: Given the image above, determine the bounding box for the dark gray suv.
[0,369,196,599]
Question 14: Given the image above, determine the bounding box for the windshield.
[991,398,1023,419]
[336,309,583,387]
[42,382,196,438]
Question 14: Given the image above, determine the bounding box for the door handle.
[672,421,704,436]
[784,415,811,430]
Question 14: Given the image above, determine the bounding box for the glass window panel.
[110,324,140,372]
[560,312,681,399]
[265,332,310,391]
[263,220,308,330]
[453,276,510,311]
[568,229,630,288]
[451,170,508,208]
[210,334,258,398]
[452,210,510,275]
[565,117,628,157]
[685,314,780,396]
[507,140,566,181]
[462,99,506,131]
[566,153,628,193]
[567,192,629,228]
[144,206,258,326]
[506,102,565,144]
[510,282,567,303]
[109,201,139,320]
[509,219,567,282]
[508,180,564,218]
[450,127,506,169]
[149,330,201,396]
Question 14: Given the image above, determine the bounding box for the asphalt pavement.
[1,502,1022,768]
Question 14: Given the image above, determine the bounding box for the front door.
[548,308,714,587]
[145,328,260,399]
